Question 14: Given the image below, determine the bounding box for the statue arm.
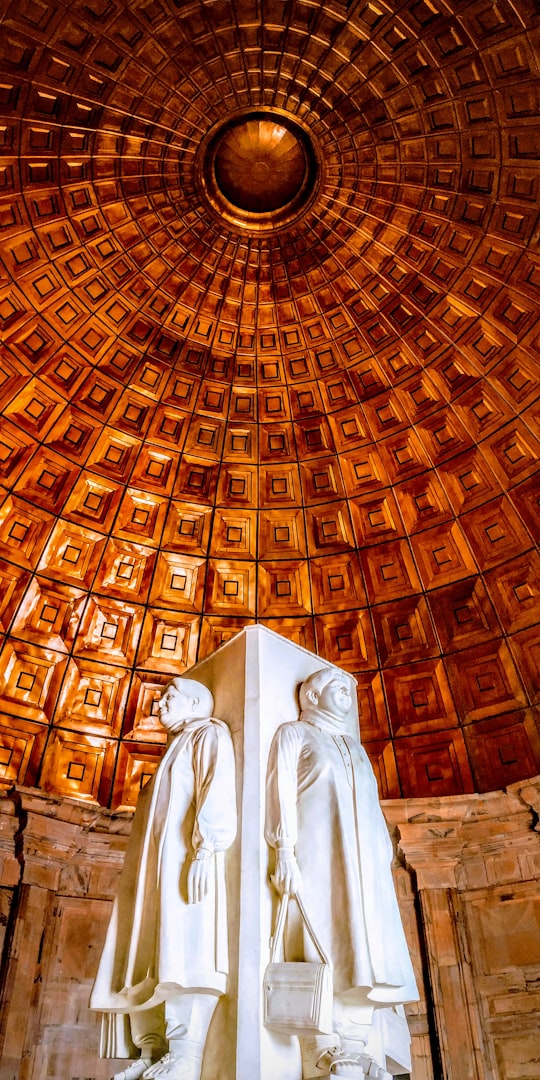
[265,723,302,896]
[188,722,237,905]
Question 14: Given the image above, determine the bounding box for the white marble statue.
[91,677,237,1080]
[265,668,419,1080]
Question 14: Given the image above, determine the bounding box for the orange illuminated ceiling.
[0,0,538,808]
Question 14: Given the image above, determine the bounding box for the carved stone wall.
[0,781,538,1080]
[387,778,540,1080]
[0,790,130,1080]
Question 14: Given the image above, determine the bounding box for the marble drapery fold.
[91,717,237,1017]
[265,716,418,1003]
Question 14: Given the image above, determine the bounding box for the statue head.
[299,668,354,722]
[157,677,214,734]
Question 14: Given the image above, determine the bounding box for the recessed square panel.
[461,496,532,570]
[485,550,540,634]
[310,554,367,612]
[216,464,255,506]
[427,576,500,651]
[384,660,458,735]
[111,741,164,811]
[373,595,439,666]
[258,561,311,617]
[162,502,212,556]
[259,464,300,507]
[40,730,114,803]
[210,509,257,560]
[446,640,527,722]
[464,710,540,792]
[306,502,356,556]
[361,539,422,603]
[0,640,67,724]
[136,610,200,673]
[92,538,156,602]
[394,730,474,798]
[259,509,306,560]
[315,611,377,672]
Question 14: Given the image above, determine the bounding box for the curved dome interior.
[210,114,312,215]
[0,0,538,809]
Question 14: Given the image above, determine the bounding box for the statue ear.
[191,696,199,709]
[306,689,319,705]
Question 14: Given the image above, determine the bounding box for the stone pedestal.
[188,624,361,1080]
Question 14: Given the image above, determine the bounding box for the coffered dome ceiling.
[0,0,538,808]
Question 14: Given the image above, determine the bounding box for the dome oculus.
[198,110,319,230]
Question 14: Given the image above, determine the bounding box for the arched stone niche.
[0,779,538,1080]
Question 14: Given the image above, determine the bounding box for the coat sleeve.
[264,721,302,850]
[191,721,237,854]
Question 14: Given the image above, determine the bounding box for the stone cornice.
[1,778,538,897]
[382,780,540,890]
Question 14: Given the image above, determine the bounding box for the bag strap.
[270,890,332,968]
[295,891,332,967]
[269,891,289,963]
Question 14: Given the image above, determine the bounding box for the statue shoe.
[360,1059,390,1079]
[334,1045,392,1080]
[316,1049,366,1076]
[142,1051,202,1080]
[315,1048,344,1072]
[330,1060,366,1077]
[113,1060,153,1080]
[348,1056,391,1080]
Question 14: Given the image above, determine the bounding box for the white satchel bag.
[263,891,334,1036]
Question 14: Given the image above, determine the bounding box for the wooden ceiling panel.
[0,0,538,800]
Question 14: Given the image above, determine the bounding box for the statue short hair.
[299,667,357,712]
[168,676,214,718]
[299,668,339,712]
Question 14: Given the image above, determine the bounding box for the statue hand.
[273,850,302,896]
[187,849,212,904]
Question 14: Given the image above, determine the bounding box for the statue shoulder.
[272,719,307,746]
[208,716,229,729]
[194,716,234,742]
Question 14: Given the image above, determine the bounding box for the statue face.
[157,683,194,729]
[316,676,352,719]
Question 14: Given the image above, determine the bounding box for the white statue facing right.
[265,668,419,1079]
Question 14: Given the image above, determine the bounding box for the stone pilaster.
[386,789,540,1080]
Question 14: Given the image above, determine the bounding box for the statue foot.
[339,1055,390,1080]
[330,1060,365,1077]
[316,1049,366,1076]
[113,1061,152,1080]
[142,1051,202,1080]
[357,1058,391,1079]
[315,1048,342,1072]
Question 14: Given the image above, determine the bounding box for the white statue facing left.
[265,668,418,1079]
[90,677,237,1080]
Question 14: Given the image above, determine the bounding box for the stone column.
[392,787,540,1080]
[395,809,486,1080]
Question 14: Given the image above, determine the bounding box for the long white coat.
[265,715,418,1003]
[91,717,237,1016]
